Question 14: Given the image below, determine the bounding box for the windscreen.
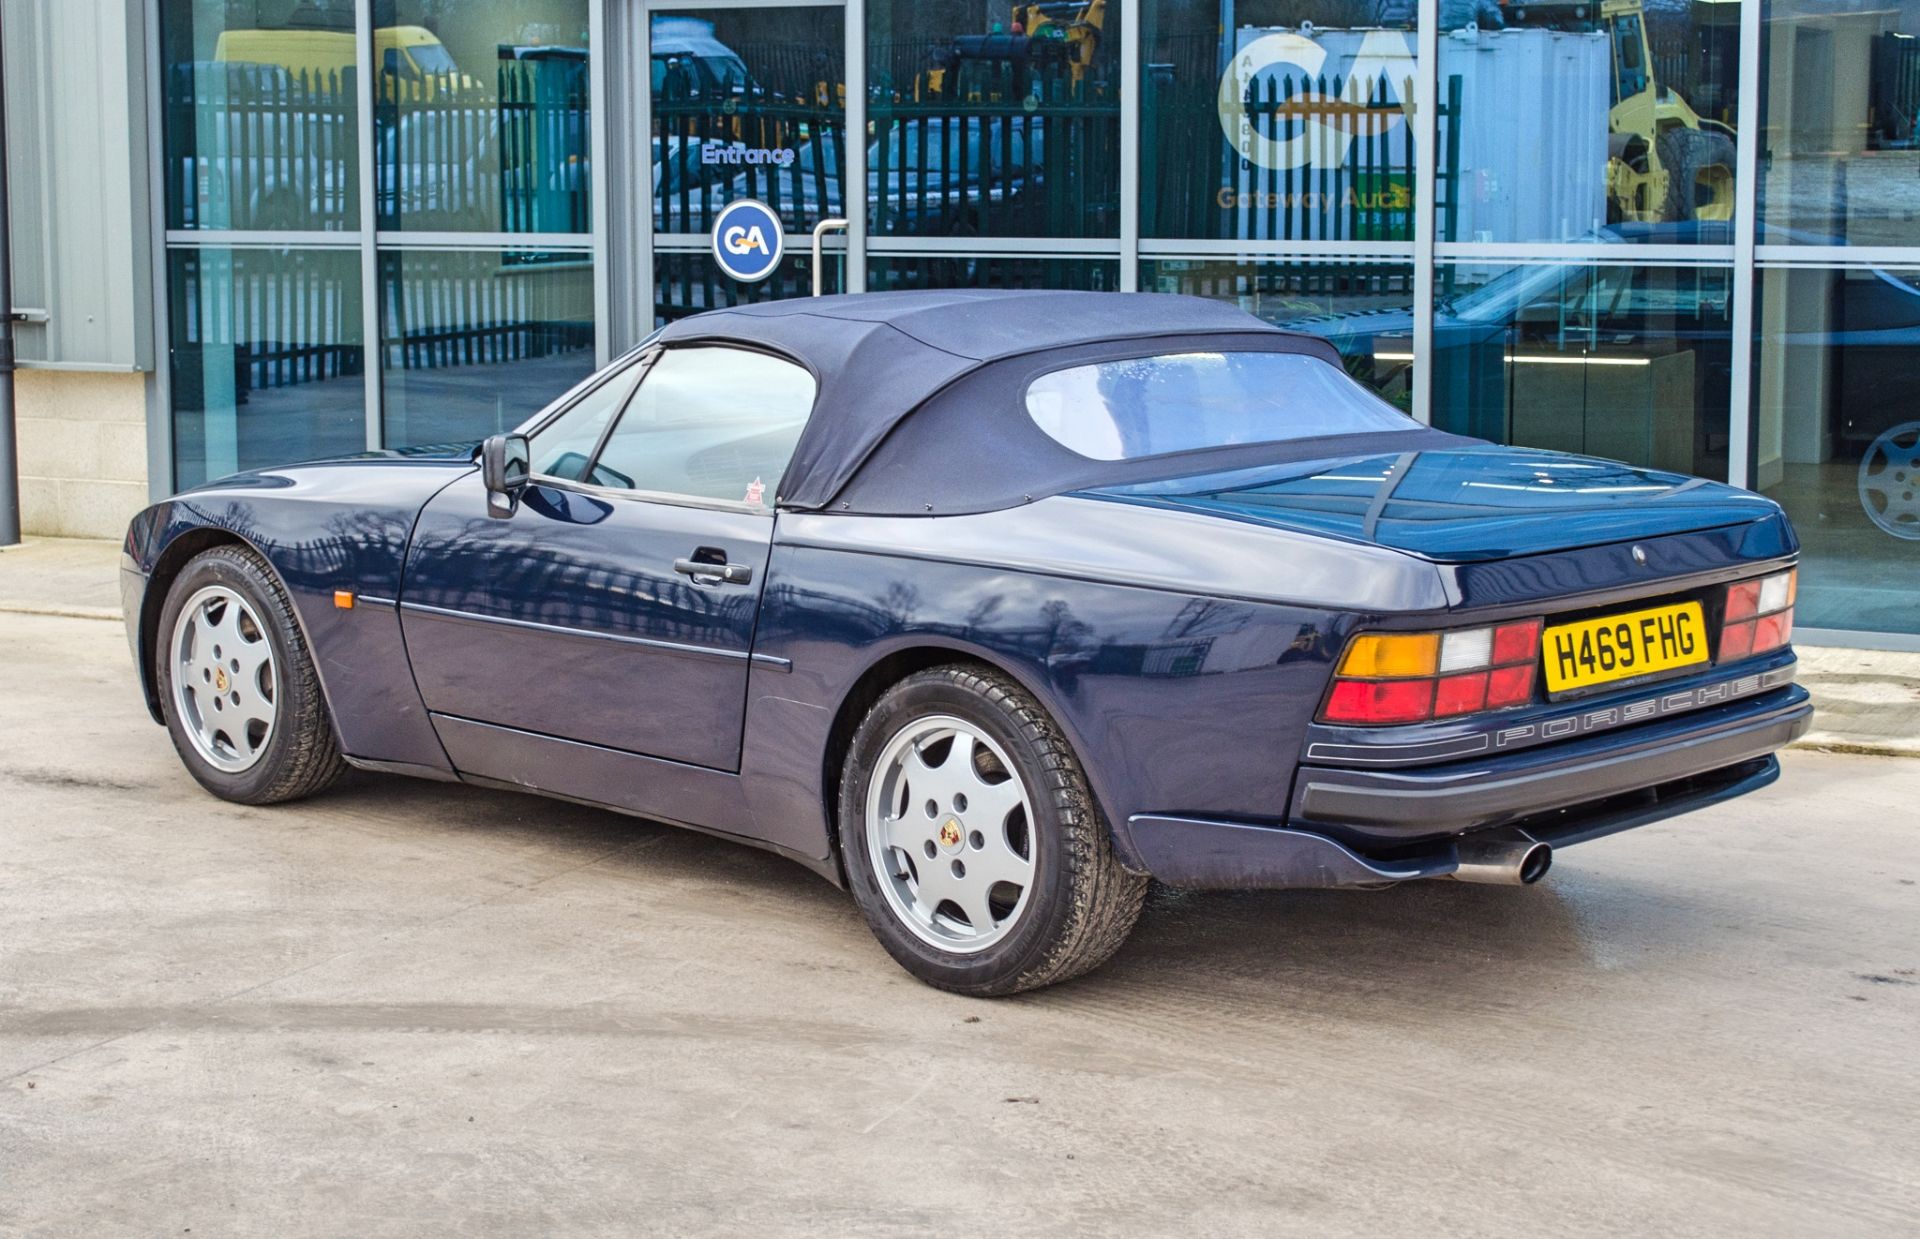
[1023,351,1414,461]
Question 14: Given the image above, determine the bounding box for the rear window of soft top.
[1023,350,1413,461]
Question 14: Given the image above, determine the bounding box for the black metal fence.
[165,63,358,231]
[164,57,590,234]
[652,250,828,325]
[167,242,591,414]
[1432,74,1465,253]
[652,102,845,235]
[652,37,846,235]
[870,45,1120,240]
[167,248,362,411]
[379,252,593,375]
[380,58,591,233]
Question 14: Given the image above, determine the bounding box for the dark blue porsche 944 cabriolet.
[121,290,1812,994]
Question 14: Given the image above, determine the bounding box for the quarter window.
[590,347,816,505]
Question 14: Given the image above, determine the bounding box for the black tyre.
[838,664,1147,996]
[1658,127,1736,223]
[154,545,348,805]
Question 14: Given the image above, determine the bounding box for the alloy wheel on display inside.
[864,715,1035,954]
[171,585,279,773]
[1859,420,1920,541]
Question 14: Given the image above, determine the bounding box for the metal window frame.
[1137,239,1415,261]
[142,0,171,498]
[1118,0,1139,292]
[1412,0,1437,425]
[372,231,596,250]
[861,236,1122,257]
[1726,0,1764,491]
[129,1,1874,472]
[1755,246,1920,269]
[1433,242,1738,268]
[843,0,866,294]
[591,0,614,365]
[355,2,379,452]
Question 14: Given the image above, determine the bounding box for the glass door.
[646,1,850,323]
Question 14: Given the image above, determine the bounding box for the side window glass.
[590,347,816,506]
[529,360,647,483]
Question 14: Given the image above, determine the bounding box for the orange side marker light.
[334,590,356,610]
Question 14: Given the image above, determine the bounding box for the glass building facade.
[154,0,1920,642]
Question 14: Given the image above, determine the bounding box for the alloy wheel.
[170,585,278,773]
[1859,421,1920,541]
[864,715,1034,954]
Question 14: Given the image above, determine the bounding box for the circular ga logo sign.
[711,198,784,283]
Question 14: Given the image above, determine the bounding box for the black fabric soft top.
[653,289,1472,513]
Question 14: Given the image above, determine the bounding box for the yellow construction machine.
[1505,0,1736,222]
[921,0,1109,101]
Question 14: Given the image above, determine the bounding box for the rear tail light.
[1719,569,1795,663]
[1321,619,1542,725]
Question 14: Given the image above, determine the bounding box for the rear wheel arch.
[819,642,1125,883]
[830,657,1149,993]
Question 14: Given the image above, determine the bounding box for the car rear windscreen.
[1023,351,1413,462]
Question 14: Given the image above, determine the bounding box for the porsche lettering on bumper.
[1492,666,1793,749]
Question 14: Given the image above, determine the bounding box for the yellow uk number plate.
[1541,601,1708,694]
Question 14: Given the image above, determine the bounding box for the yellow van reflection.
[213,26,480,97]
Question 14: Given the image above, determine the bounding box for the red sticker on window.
[744,476,765,505]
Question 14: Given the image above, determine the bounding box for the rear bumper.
[1126,682,1810,890]
[1129,756,1783,890]
[1290,684,1812,842]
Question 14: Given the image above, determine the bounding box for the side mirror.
[480,432,530,518]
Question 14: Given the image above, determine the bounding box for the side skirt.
[427,713,842,885]
[342,754,462,783]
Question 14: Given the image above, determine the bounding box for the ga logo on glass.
[1217,29,1415,172]
[725,226,770,255]
[710,198,784,283]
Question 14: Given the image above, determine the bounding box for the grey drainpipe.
[0,4,18,547]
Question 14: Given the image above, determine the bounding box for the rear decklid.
[1081,447,1781,563]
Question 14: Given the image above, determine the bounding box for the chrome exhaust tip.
[1447,835,1553,886]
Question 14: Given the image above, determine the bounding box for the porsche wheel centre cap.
[214,667,230,693]
[938,817,964,851]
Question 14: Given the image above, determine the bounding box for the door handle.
[673,557,753,586]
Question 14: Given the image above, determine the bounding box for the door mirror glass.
[480,432,531,517]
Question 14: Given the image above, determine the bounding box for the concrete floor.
[2,610,1918,1236]
[0,537,123,619]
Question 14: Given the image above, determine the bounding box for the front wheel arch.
[138,530,331,734]
[154,542,348,803]
[138,528,255,722]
